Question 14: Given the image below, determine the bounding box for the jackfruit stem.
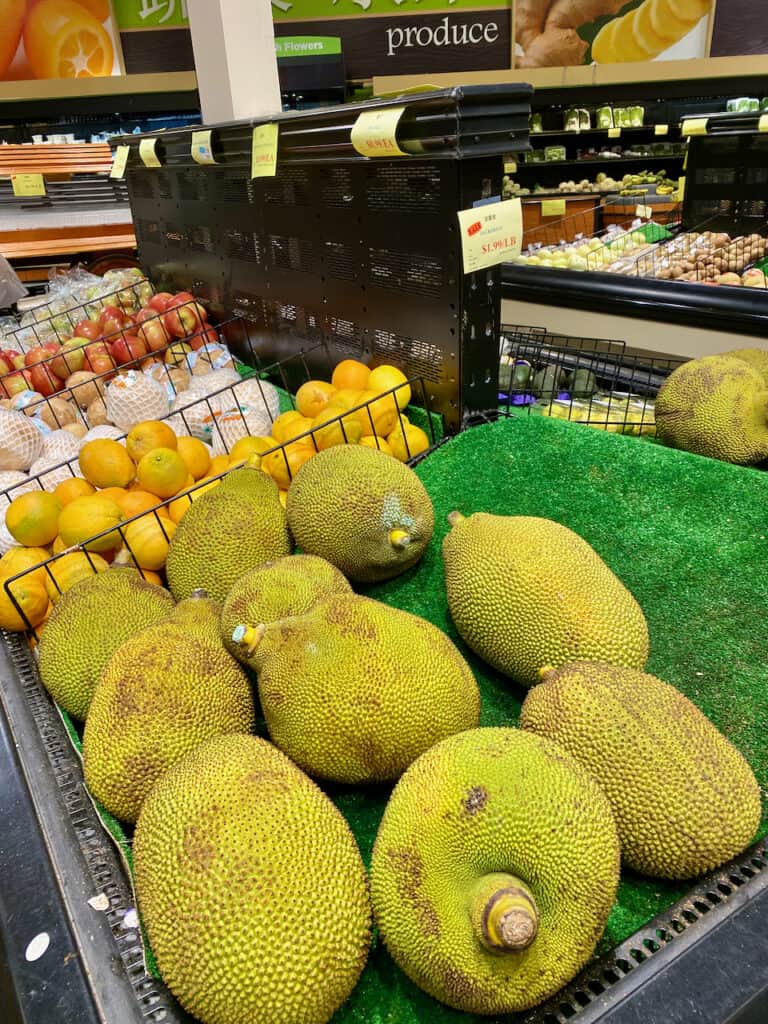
[389,529,412,550]
[447,511,465,528]
[232,623,266,656]
[474,880,539,953]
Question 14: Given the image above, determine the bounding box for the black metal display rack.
[1,89,767,1024]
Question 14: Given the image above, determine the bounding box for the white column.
[187,0,281,124]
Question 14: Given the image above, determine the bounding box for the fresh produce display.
[503,169,668,197]
[442,512,649,686]
[520,662,762,879]
[133,735,372,1024]
[512,228,654,272]
[655,351,768,464]
[233,592,481,784]
[638,230,768,285]
[371,728,620,1013]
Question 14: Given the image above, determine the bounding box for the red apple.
[24,342,59,369]
[99,305,130,336]
[111,334,148,366]
[148,292,174,313]
[83,342,116,375]
[0,350,20,374]
[74,319,102,341]
[135,308,170,353]
[50,337,88,379]
[189,325,219,351]
[12,354,25,370]
[28,362,64,398]
[163,296,206,339]
[1,370,34,398]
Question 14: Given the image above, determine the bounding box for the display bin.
[115,85,533,432]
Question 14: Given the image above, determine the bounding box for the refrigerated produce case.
[1,89,767,1024]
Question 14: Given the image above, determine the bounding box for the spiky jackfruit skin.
[134,734,372,1024]
[286,446,434,582]
[655,355,768,464]
[38,569,174,720]
[442,513,648,687]
[725,347,768,385]
[244,593,480,784]
[83,596,254,823]
[520,662,761,879]
[166,467,292,603]
[370,728,620,1015]
[220,554,351,660]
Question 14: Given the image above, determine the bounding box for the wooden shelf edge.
[0,72,197,104]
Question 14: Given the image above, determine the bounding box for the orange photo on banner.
[0,0,123,83]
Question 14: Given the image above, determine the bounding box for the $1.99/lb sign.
[457,199,522,274]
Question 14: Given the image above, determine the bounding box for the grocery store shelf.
[502,264,768,337]
[530,126,681,138]
[518,156,684,170]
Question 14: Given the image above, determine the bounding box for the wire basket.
[498,325,686,436]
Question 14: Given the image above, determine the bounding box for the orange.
[124,515,177,571]
[368,364,412,410]
[44,551,108,602]
[176,436,211,480]
[0,547,51,588]
[0,1,25,78]
[295,380,336,419]
[167,476,222,524]
[165,342,193,367]
[359,435,394,456]
[114,489,158,520]
[271,410,312,444]
[310,407,362,450]
[262,444,316,489]
[229,436,276,468]
[79,439,135,489]
[356,389,400,437]
[52,535,68,555]
[58,494,122,553]
[98,486,128,509]
[126,420,178,463]
[209,454,231,475]
[387,422,430,462]
[332,359,371,392]
[0,575,49,631]
[136,568,163,586]
[136,448,189,499]
[54,477,95,506]
[24,0,114,80]
[5,491,62,547]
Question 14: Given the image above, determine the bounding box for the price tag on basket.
[11,173,45,197]
[251,123,278,178]
[681,118,708,136]
[110,145,129,179]
[608,127,621,138]
[635,204,653,220]
[457,198,522,274]
[139,138,161,167]
[654,124,669,136]
[350,106,406,158]
[191,130,216,165]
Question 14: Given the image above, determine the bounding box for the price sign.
[759,114,768,133]
[110,145,129,179]
[677,176,686,200]
[11,173,45,197]
[251,123,278,178]
[681,118,708,136]
[457,198,522,274]
[139,138,161,167]
[654,124,669,136]
[191,130,216,165]
[608,127,621,138]
[541,199,566,217]
[350,106,406,158]
[635,204,653,220]
[504,159,517,174]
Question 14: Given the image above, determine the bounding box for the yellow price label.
[635,204,653,220]
[504,160,517,174]
[191,129,216,165]
[109,145,129,179]
[608,127,621,138]
[139,137,161,167]
[759,114,768,132]
[654,124,669,136]
[350,106,406,158]
[251,123,278,178]
[457,199,522,274]
[11,173,45,197]
[681,117,708,136]
[683,149,688,169]
[541,199,566,217]
[677,176,686,199]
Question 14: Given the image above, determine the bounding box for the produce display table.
[522,194,600,244]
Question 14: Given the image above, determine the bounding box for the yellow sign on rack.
[608,127,621,138]
[504,159,517,174]
[759,114,768,133]
[677,176,686,200]
[654,124,669,136]
[109,145,129,179]
[681,118,708,136]
[191,130,216,165]
[251,123,279,178]
[541,199,566,217]
[457,199,522,274]
[11,172,45,197]
[139,138,161,167]
[351,106,406,158]
[635,204,653,220]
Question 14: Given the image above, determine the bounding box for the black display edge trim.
[502,265,768,337]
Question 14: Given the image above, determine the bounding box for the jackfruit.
[520,662,761,879]
[233,592,480,783]
[655,354,768,464]
[286,446,434,582]
[370,727,619,1015]
[220,554,351,660]
[166,466,292,603]
[38,568,174,720]
[134,734,371,1024]
[725,346,768,384]
[83,592,254,823]
[442,512,648,686]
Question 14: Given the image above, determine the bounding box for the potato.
[87,398,109,427]
[65,371,104,410]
